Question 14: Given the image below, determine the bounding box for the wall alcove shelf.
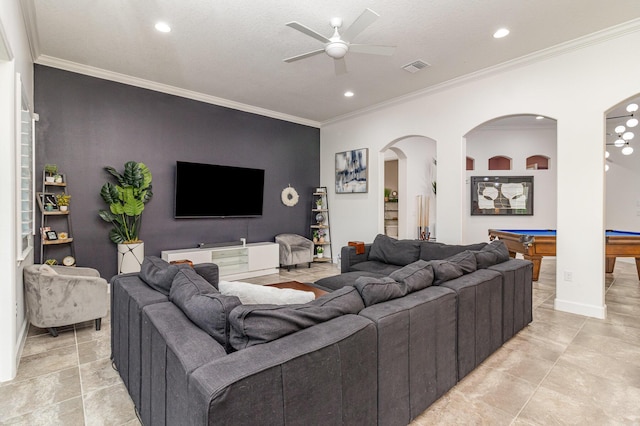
[38,172,75,264]
[311,187,332,262]
[384,200,399,238]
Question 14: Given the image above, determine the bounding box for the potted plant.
[56,194,71,212]
[312,230,319,243]
[44,164,58,182]
[98,161,153,274]
[316,246,324,258]
[54,173,63,183]
[318,228,326,243]
[315,198,323,209]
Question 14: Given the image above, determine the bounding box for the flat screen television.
[175,161,265,218]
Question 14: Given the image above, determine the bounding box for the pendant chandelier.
[606,102,638,157]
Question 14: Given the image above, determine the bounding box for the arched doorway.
[381,136,436,240]
[464,114,558,244]
[605,94,640,276]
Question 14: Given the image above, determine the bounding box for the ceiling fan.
[283,8,396,75]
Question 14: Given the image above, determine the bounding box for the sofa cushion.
[473,240,511,269]
[139,256,186,296]
[193,263,220,290]
[368,234,421,266]
[218,281,315,305]
[314,271,385,292]
[430,260,465,285]
[228,286,362,350]
[445,250,477,274]
[311,285,365,312]
[351,261,403,276]
[419,241,487,261]
[388,260,435,293]
[169,268,241,352]
[354,276,406,307]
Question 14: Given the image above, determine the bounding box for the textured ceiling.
[23,0,640,126]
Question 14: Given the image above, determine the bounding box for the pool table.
[488,229,640,281]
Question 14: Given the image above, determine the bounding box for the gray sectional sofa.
[111,234,532,426]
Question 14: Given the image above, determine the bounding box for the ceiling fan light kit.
[283,8,396,75]
[326,40,348,59]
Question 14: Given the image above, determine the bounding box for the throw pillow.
[474,240,511,268]
[389,260,434,293]
[368,234,421,266]
[419,241,487,261]
[139,256,188,296]
[218,281,315,305]
[430,260,465,285]
[354,276,406,306]
[445,250,477,274]
[169,268,241,352]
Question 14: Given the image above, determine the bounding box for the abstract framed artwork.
[335,148,368,193]
[470,176,533,215]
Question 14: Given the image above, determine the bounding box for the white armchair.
[23,264,109,337]
[275,234,314,271]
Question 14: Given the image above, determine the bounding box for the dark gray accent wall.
[34,65,319,279]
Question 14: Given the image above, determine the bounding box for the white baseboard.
[554,298,607,319]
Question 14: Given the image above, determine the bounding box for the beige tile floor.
[1,259,639,425]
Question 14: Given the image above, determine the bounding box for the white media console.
[161,242,279,281]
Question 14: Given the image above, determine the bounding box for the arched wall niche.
[466,156,475,171]
[463,114,558,244]
[488,156,512,170]
[380,135,437,239]
[526,155,550,170]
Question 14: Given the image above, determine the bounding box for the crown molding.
[34,55,321,129]
[323,18,640,126]
[19,0,39,61]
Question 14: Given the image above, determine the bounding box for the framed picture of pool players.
[470,176,533,216]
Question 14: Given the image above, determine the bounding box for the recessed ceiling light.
[344,91,354,97]
[493,28,510,39]
[535,116,544,120]
[155,22,171,33]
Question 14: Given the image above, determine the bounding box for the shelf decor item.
[56,193,70,212]
[98,161,153,274]
[44,164,58,183]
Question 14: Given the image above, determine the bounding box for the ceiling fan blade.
[283,48,325,63]
[286,21,331,43]
[349,44,396,56]
[334,58,347,75]
[341,8,379,43]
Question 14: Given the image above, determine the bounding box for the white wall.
[465,124,557,243]
[321,26,640,319]
[606,145,640,232]
[0,0,34,382]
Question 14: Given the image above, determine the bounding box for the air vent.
[402,60,430,73]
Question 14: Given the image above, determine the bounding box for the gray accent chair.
[275,233,314,271]
[24,264,109,337]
